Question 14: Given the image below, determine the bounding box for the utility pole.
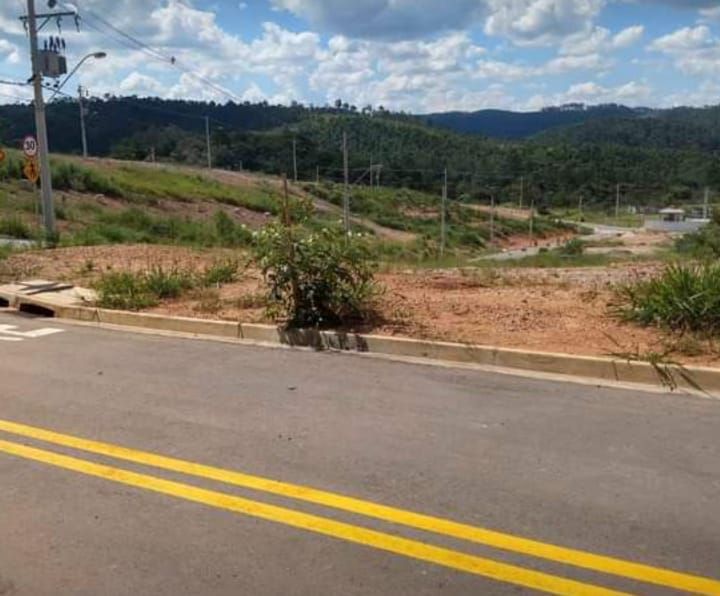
[440,168,448,258]
[78,85,88,158]
[529,197,535,241]
[578,195,584,220]
[315,165,319,185]
[26,0,55,240]
[490,193,495,244]
[204,116,212,169]
[704,187,710,220]
[615,183,621,221]
[343,131,350,234]
[292,138,298,183]
[519,176,524,211]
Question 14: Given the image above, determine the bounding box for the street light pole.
[26,0,55,240]
[78,85,88,158]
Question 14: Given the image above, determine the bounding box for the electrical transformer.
[39,50,67,78]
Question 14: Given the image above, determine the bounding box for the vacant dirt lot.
[4,243,710,366]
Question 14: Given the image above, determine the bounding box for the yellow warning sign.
[0,149,6,163]
[23,158,39,184]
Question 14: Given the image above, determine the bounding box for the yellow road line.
[0,418,718,595]
[0,438,625,596]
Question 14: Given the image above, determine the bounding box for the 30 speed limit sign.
[22,135,38,158]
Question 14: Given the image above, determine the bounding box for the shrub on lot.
[94,272,159,311]
[611,262,720,335]
[144,265,195,299]
[254,197,378,327]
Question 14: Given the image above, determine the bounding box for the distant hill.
[535,105,720,152]
[1,97,719,207]
[423,104,651,139]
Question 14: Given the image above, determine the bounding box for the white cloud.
[649,25,712,52]
[0,39,20,64]
[648,25,720,77]
[525,79,652,109]
[484,0,605,46]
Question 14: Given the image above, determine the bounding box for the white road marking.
[0,325,64,342]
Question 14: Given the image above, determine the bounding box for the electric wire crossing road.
[0,418,718,595]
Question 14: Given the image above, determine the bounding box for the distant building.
[644,207,710,233]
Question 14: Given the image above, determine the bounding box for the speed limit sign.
[22,135,38,158]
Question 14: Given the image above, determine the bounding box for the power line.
[80,10,243,103]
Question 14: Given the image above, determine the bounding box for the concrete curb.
[4,291,720,395]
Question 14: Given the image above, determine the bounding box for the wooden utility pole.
[519,176,524,211]
[343,132,350,233]
[704,187,710,220]
[292,138,298,183]
[529,197,535,241]
[490,193,495,244]
[205,116,212,169]
[615,183,621,221]
[440,168,447,257]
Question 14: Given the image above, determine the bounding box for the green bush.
[94,266,199,310]
[254,216,378,327]
[611,262,720,334]
[559,238,584,256]
[94,272,159,311]
[213,211,252,247]
[144,265,195,299]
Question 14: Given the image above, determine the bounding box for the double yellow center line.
[0,418,717,595]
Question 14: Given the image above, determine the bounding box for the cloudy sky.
[1,0,719,112]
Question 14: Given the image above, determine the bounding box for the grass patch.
[64,207,253,248]
[94,272,159,311]
[611,262,720,335]
[0,216,32,239]
[94,260,240,311]
[202,258,240,286]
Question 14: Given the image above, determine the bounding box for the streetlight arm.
[47,51,105,101]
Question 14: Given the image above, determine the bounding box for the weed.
[144,265,195,299]
[611,262,720,335]
[605,337,704,393]
[202,259,239,286]
[94,272,158,311]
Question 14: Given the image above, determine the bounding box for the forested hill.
[1,96,720,207]
[423,104,650,138]
[535,105,720,152]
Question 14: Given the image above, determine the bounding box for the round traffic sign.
[22,135,38,158]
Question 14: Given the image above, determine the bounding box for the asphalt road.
[0,310,719,595]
